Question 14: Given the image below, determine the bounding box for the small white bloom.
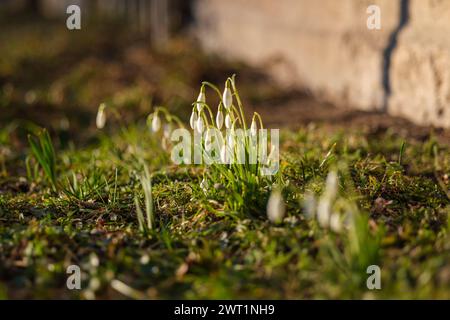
[196,116,204,133]
[325,171,338,198]
[220,144,228,163]
[151,112,161,132]
[196,88,206,112]
[317,197,331,228]
[250,119,257,136]
[96,103,106,129]
[222,86,232,109]
[216,107,224,129]
[200,178,209,194]
[225,114,232,129]
[205,129,212,142]
[267,189,285,223]
[303,192,316,220]
[204,129,212,152]
[189,111,197,130]
[330,213,342,233]
[227,132,234,147]
[163,124,171,139]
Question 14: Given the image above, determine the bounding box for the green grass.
[1,17,450,299]
[1,121,449,299]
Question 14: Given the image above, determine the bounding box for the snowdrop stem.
[149,106,185,129]
[229,75,247,129]
[194,101,215,124]
[201,81,223,100]
[253,112,264,130]
[200,111,210,128]
[229,105,243,126]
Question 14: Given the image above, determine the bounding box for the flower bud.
[200,178,209,194]
[96,103,107,129]
[225,114,232,129]
[151,112,161,132]
[189,111,197,130]
[250,118,257,136]
[196,87,206,112]
[196,116,204,134]
[267,189,285,224]
[220,144,227,163]
[216,106,224,129]
[222,83,232,109]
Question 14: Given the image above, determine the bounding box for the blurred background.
[1,0,449,149]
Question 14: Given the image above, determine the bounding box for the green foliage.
[27,128,57,191]
[135,164,154,233]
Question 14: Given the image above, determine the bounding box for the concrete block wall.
[194,0,450,127]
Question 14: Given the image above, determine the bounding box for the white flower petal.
[151,113,161,132]
[222,87,232,109]
[216,110,224,129]
[96,103,106,129]
[189,111,197,130]
[267,189,285,223]
[225,114,232,129]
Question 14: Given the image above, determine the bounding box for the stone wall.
[193,0,450,127]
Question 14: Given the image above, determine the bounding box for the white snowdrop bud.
[325,171,338,198]
[216,106,224,129]
[200,178,209,194]
[225,114,232,129]
[220,144,228,163]
[250,118,257,136]
[267,189,286,224]
[222,83,232,109]
[189,111,197,130]
[96,103,107,129]
[317,197,331,228]
[163,124,171,139]
[205,129,212,142]
[151,112,161,132]
[227,132,234,147]
[303,192,316,220]
[196,116,204,134]
[330,213,342,233]
[196,87,206,112]
[204,129,212,152]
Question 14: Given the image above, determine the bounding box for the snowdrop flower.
[325,171,338,198]
[96,103,107,129]
[330,213,342,233]
[250,118,257,136]
[317,197,331,228]
[196,87,206,112]
[225,114,232,129]
[189,110,197,130]
[227,132,234,147]
[200,178,209,194]
[220,144,228,163]
[151,112,161,132]
[204,129,213,152]
[196,116,204,133]
[222,82,232,109]
[303,192,316,220]
[216,105,224,129]
[267,189,285,224]
[163,124,171,139]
